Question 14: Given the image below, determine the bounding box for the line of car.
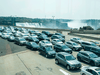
[0,26,100,75]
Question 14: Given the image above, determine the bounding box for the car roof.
[57,52,71,56]
[66,41,76,43]
[79,51,94,54]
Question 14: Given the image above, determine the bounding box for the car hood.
[48,50,56,54]
[73,45,81,48]
[92,57,100,62]
[63,48,72,51]
[67,60,80,65]
[32,45,39,48]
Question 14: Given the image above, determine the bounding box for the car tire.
[45,54,48,58]
[82,73,86,75]
[66,65,70,70]
[90,61,95,66]
[77,57,82,61]
[55,59,59,64]
[73,47,76,51]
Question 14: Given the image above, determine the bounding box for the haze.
[0,0,100,19]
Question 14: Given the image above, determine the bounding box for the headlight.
[48,53,51,55]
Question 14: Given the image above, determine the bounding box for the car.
[26,42,40,50]
[30,34,38,38]
[51,39,63,45]
[8,36,15,41]
[29,30,40,35]
[55,33,65,38]
[90,40,100,47]
[21,34,29,39]
[39,40,52,47]
[51,35,65,43]
[28,37,39,43]
[1,33,10,39]
[38,34,50,41]
[77,51,100,66]
[14,33,22,37]
[0,32,2,36]
[54,44,72,54]
[55,52,81,70]
[81,66,100,75]
[65,41,82,51]
[70,37,83,43]
[39,46,56,58]
[14,37,27,45]
[42,31,53,37]
[80,41,100,54]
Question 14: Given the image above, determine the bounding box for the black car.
[39,46,56,58]
[77,51,100,66]
[42,31,53,37]
[38,35,50,41]
[14,37,27,45]
[51,35,65,43]
[26,42,40,50]
[28,37,39,43]
[81,41,100,54]
[54,44,72,54]
[55,33,65,38]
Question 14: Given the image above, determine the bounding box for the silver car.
[65,41,82,51]
[51,39,63,45]
[81,66,100,75]
[70,37,83,44]
[39,40,52,47]
[55,52,81,70]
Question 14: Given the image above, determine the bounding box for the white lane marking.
[59,69,70,75]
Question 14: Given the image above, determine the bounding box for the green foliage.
[79,26,94,31]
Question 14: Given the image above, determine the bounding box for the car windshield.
[45,47,53,51]
[43,35,48,38]
[73,43,78,46]
[91,43,97,46]
[62,45,68,49]
[65,55,76,60]
[76,38,81,40]
[56,40,62,42]
[20,39,26,41]
[89,54,98,58]
[44,41,50,44]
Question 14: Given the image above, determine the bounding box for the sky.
[0,0,100,19]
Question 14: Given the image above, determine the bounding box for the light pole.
[52,16,55,33]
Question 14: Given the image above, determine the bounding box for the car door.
[82,53,90,63]
[57,45,61,52]
[90,48,98,54]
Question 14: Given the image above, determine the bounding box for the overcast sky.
[0,0,100,19]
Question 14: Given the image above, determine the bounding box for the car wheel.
[73,47,76,51]
[82,73,86,75]
[45,54,48,58]
[90,61,95,66]
[66,65,70,70]
[77,57,81,61]
[55,59,59,64]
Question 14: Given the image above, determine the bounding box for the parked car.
[70,37,83,43]
[8,36,15,41]
[55,52,81,70]
[30,34,38,38]
[77,51,100,66]
[81,66,100,75]
[1,33,10,39]
[42,31,53,37]
[81,41,100,54]
[14,37,27,45]
[54,44,72,54]
[55,33,65,38]
[14,33,22,37]
[39,46,56,58]
[51,39,63,45]
[39,40,52,47]
[28,37,39,43]
[21,34,29,39]
[65,41,82,51]
[26,42,40,50]
[51,35,65,42]
[38,34,50,41]
[90,40,100,47]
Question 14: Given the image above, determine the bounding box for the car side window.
[81,53,89,57]
[86,69,98,75]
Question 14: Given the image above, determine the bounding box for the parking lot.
[0,29,100,75]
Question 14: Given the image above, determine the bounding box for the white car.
[39,40,52,47]
[81,66,100,75]
[51,39,63,45]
